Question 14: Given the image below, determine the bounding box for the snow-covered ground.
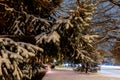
[99,65,120,78]
[100,65,120,70]
[43,69,120,80]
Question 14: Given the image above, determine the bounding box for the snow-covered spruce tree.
[54,0,100,65]
[0,0,62,80]
[0,0,61,80]
[36,0,100,67]
[0,1,101,79]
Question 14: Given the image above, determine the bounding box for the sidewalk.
[42,69,120,80]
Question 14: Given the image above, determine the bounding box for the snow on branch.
[76,49,94,63]
[83,34,99,43]
[0,38,43,79]
[0,3,51,36]
[36,31,60,45]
